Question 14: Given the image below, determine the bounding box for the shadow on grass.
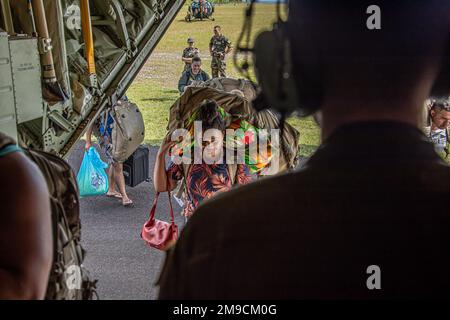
[176,19,215,23]
[142,97,176,102]
[164,89,180,94]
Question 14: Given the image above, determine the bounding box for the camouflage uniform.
[182,46,199,71]
[209,35,232,78]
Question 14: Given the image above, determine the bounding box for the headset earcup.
[285,22,323,116]
[253,26,317,117]
[253,30,280,112]
[254,30,300,115]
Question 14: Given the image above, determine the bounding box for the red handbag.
[141,191,179,251]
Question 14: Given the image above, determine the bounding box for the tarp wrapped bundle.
[167,86,300,174]
[187,77,301,170]
[167,86,254,133]
[253,109,301,171]
[189,77,258,101]
[173,103,276,174]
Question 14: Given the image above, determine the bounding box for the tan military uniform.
[209,35,232,78]
[182,46,199,71]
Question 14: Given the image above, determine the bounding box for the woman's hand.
[159,135,177,155]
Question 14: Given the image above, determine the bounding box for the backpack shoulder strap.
[0,132,17,149]
[0,132,21,157]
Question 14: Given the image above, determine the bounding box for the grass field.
[127,3,320,157]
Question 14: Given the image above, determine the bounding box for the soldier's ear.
[430,35,450,99]
[253,21,323,117]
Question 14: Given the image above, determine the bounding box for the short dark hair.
[196,99,225,132]
[214,25,221,30]
[192,56,202,64]
[430,100,450,112]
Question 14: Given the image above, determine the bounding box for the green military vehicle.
[0,0,185,157]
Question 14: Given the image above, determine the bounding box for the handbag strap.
[167,189,175,224]
[148,192,160,222]
[149,176,176,225]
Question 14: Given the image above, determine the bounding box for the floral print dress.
[167,162,251,218]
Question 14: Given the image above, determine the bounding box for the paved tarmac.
[67,141,186,300]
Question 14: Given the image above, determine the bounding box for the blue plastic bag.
[77,147,109,198]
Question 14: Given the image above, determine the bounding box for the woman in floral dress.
[154,100,251,218]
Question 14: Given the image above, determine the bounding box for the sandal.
[106,191,122,199]
[122,199,133,207]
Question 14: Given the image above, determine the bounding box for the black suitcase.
[123,145,150,187]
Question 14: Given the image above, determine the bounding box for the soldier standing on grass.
[181,37,199,72]
[209,25,232,78]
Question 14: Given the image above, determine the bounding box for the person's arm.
[178,72,189,93]
[182,57,193,64]
[154,137,178,192]
[0,152,52,299]
[85,124,93,150]
[225,39,233,55]
[182,50,193,64]
[209,38,214,56]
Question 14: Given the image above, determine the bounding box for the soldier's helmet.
[187,37,194,43]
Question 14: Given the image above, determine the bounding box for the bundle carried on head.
[168,86,300,173]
